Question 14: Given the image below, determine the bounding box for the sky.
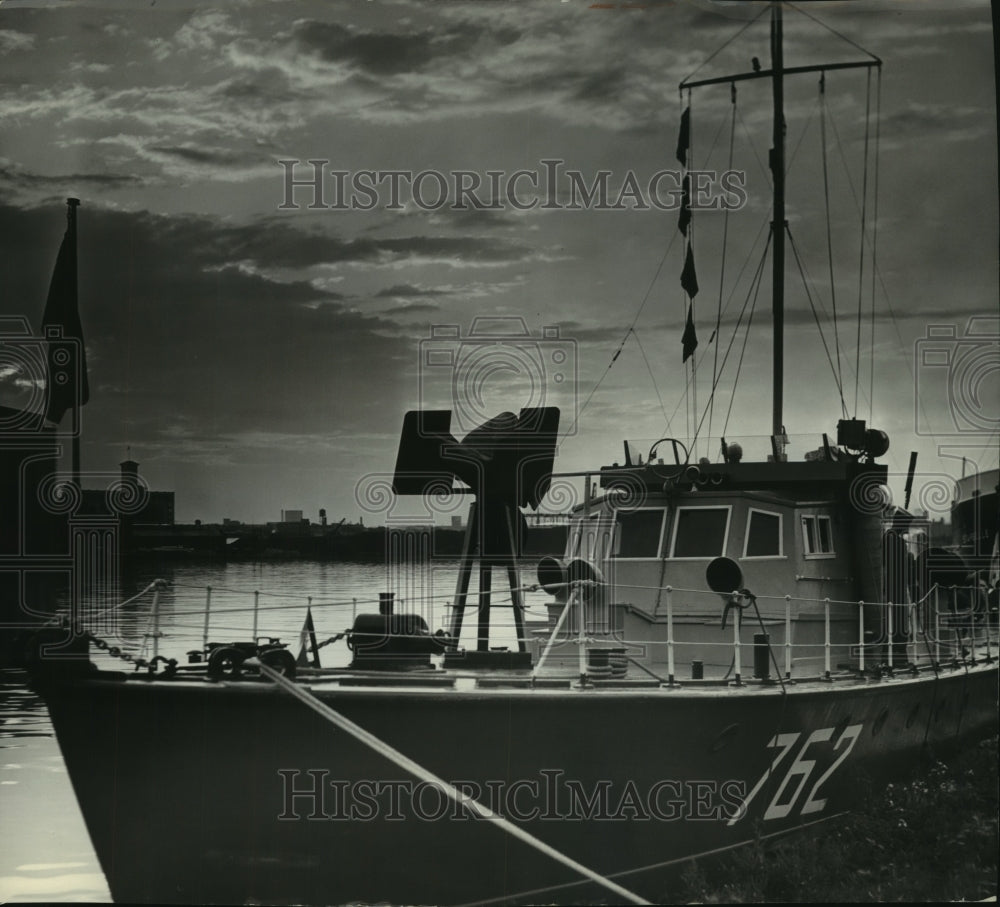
[0,0,997,525]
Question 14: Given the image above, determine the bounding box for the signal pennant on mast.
[682,304,698,363]
[680,246,699,362]
[680,244,699,298]
[678,174,691,236]
[676,106,690,167]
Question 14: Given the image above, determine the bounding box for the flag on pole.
[682,303,698,363]
[296,605,321,668]
[676,106,690,167]
[680,245,699,298]
[42,199,88,424]
[678,174,691,236]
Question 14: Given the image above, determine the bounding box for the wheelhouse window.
[566,521,582,559]
[801,514,834,556]
[567,513,612,562]
[743,509,783,558]
[669,506,731,559]
[612,508,666,559]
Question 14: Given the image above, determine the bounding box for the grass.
[675,735,999,903]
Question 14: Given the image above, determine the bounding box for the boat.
[12,4,999,905]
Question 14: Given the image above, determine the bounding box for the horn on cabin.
[537,556,567,597]
[706,556,747,630]
[706,556,743,599]
[564,558,605,604]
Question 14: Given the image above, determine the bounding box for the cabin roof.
[595,458,887,499]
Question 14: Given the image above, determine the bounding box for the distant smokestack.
[120,459,139,485]
[319,508,327,527]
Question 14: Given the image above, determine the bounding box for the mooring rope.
[253,661,651,906]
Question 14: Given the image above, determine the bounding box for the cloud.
[0,199,557,450]
[146,144,265,167]
[880,102,992,146]
[378,301,440,316]
[293,19,520,76]
[203,221,543,271]
[0,158,142,190]
[0,201,423,450]
[0,29,36,52]
[1,0,993,520]
[374,283,453,299]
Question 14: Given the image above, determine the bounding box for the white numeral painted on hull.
[763,727,834,821]
[800,723,863,815]
[728,723,864,826]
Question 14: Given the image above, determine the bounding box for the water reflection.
[0,671,112,903]
[75,558,550,666]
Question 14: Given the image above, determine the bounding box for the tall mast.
[679,3,880,450]
[770,1,785,442]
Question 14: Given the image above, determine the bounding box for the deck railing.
[73,576,998,683]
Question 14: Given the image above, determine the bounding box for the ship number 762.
[728,723,864,826]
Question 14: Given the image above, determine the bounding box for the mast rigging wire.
[854,66,873,417]
[657,214,772,443]
[682,229,772,452]
[869,66,882,423]
[566,230,679,437]
[680,4,770,87]
[709,84,737,446]
[786,224,849,415]
[819,71,846,401]
[685,87,694,444]
[631,328,672,434]
[787,2,883,64]
[719,236,769,443]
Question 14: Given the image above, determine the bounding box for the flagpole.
[770,2,785,449]
[67,198,82,488]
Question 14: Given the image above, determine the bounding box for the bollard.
[753,633,770,680]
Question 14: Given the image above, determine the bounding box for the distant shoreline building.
[80,459,175,525]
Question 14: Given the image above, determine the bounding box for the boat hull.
[36,662,999,905]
